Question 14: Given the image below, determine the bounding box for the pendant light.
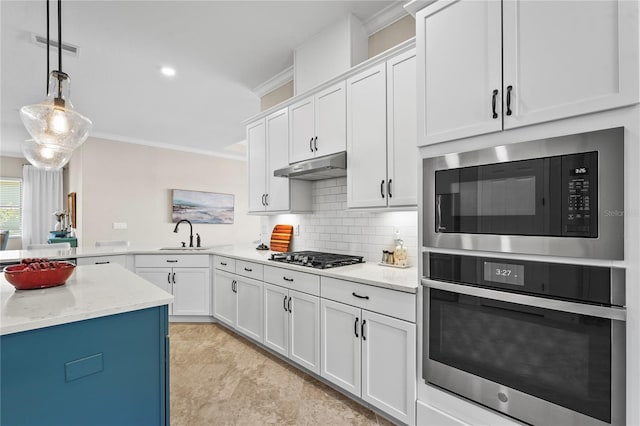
[20,0,92,170]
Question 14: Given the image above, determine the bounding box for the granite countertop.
[1,263,174,335]
[0,244,419,294]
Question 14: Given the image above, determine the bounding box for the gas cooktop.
[269,251,365,269]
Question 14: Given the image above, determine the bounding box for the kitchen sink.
[159,247,209,251]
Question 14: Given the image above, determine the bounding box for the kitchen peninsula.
[1,263,173,426]
[1,245,418,425]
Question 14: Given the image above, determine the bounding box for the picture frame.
[67,192,76,229]
[172,189,234,224]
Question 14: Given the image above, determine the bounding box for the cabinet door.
[172,268,210,316]
[265,108,290,212]
[236,276,264,343]
[263,283,289,357]
[289,290,320,374]
[136,268,173,315]
[247,120,267,212]
[420,0,502,145]
[347,63,388,208]
[289,96,315,163]
[315,82,346,157]
[387,50,418,207]
[361,310,416,426]
[320,299,361,396]
[213,270,237,328]
[502,0,639,129]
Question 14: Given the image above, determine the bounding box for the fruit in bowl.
[3,258,75,290]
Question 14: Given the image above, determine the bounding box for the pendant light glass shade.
[20,70,92,153]
[22,139,73,170]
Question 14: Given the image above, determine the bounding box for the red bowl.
[3,261,75,290]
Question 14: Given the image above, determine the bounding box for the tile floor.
[170,323,396,425]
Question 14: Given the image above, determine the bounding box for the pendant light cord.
[46,0,49,93]
[57,0,62,73]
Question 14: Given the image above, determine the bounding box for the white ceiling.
[1,0,404,159]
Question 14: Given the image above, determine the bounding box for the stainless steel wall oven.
[423,127,624,259]
[422,252,626,426]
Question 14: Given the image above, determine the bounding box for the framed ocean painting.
[172,189,234,224]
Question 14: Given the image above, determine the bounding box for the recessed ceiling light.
[161,66,176,77]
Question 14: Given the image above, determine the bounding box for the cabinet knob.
[506,85,513,116]
[491,89,499,119]
[283,276,294,282]
[380,180,385,198]
[354,317,359,338]
[387,179,392,198]
[313,136,318,152]
[309,137,314,153]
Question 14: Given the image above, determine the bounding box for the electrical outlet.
[113,222,127,230]
[294,224,300,236]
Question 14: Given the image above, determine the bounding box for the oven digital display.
[483,262,525,286]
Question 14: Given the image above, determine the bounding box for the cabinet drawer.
[135,254,209,268]
[264,266,320,296]
[321,277,415,323]
[77,255,127,267]
[235,260,263,280]
[214,255,236,273]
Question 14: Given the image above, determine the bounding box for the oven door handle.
[422,278,627,321]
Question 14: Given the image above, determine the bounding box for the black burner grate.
[269,251,364,269]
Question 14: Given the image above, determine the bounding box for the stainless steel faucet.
[173,219,194,247]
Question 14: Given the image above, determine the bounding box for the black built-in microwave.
[423,127,624,259]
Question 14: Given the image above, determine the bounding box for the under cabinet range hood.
[274,151,346,180]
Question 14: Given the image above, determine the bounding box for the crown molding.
[90,131,246,161]
[252,66,294,97]
[364,1,411,35]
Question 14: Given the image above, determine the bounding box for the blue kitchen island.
[0,263,173,426]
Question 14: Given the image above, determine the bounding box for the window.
[0,178,22,238]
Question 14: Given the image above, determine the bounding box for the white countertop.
[0,244,419,294]
[214,245,419,293]
[1,263,174,335]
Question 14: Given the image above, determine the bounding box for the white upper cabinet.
[420,0,502,144]
[289,82,346,164]
[418,0,639,146]
[265,108,291,211]
[247,109,311,214]
[347,49,418,209]
[347,63,388,209]
[386,50,418,207]
[502,0,639,129]
[247,119,267,212]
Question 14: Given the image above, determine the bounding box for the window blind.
[0,178,22,237]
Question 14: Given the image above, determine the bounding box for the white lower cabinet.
[236,275,264,342]
[213,270,236,327]
[264,283,321,374]
[135,254,210,317]
[213,269,264,344]
[321,298,416,425]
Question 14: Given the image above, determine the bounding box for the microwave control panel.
[563,152,598,237]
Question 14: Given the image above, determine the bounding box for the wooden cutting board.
[270,224,293,253]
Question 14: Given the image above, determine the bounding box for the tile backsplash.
[261,177,418,266]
